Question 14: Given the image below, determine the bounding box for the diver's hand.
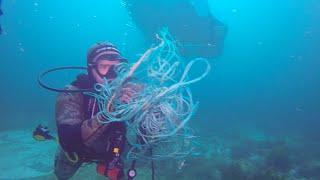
[120,83,143,103]
[81,116,108,146]
[120,86,135,103]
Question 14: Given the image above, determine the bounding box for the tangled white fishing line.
[86,28,211,161]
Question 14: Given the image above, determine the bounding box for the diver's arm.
[55,85,85,152]
[81,115,109,146]
[81,81,144,147]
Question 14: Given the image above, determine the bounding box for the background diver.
[123,0,227,58]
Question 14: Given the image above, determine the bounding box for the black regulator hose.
[38,66,92,93]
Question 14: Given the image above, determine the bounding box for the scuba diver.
[36,31,209,179]
[54,42,136,180]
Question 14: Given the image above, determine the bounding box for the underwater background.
[0,0,319,179]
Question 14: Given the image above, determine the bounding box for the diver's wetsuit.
[54,74,126,180]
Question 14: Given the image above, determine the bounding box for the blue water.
[0,0,319,179]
